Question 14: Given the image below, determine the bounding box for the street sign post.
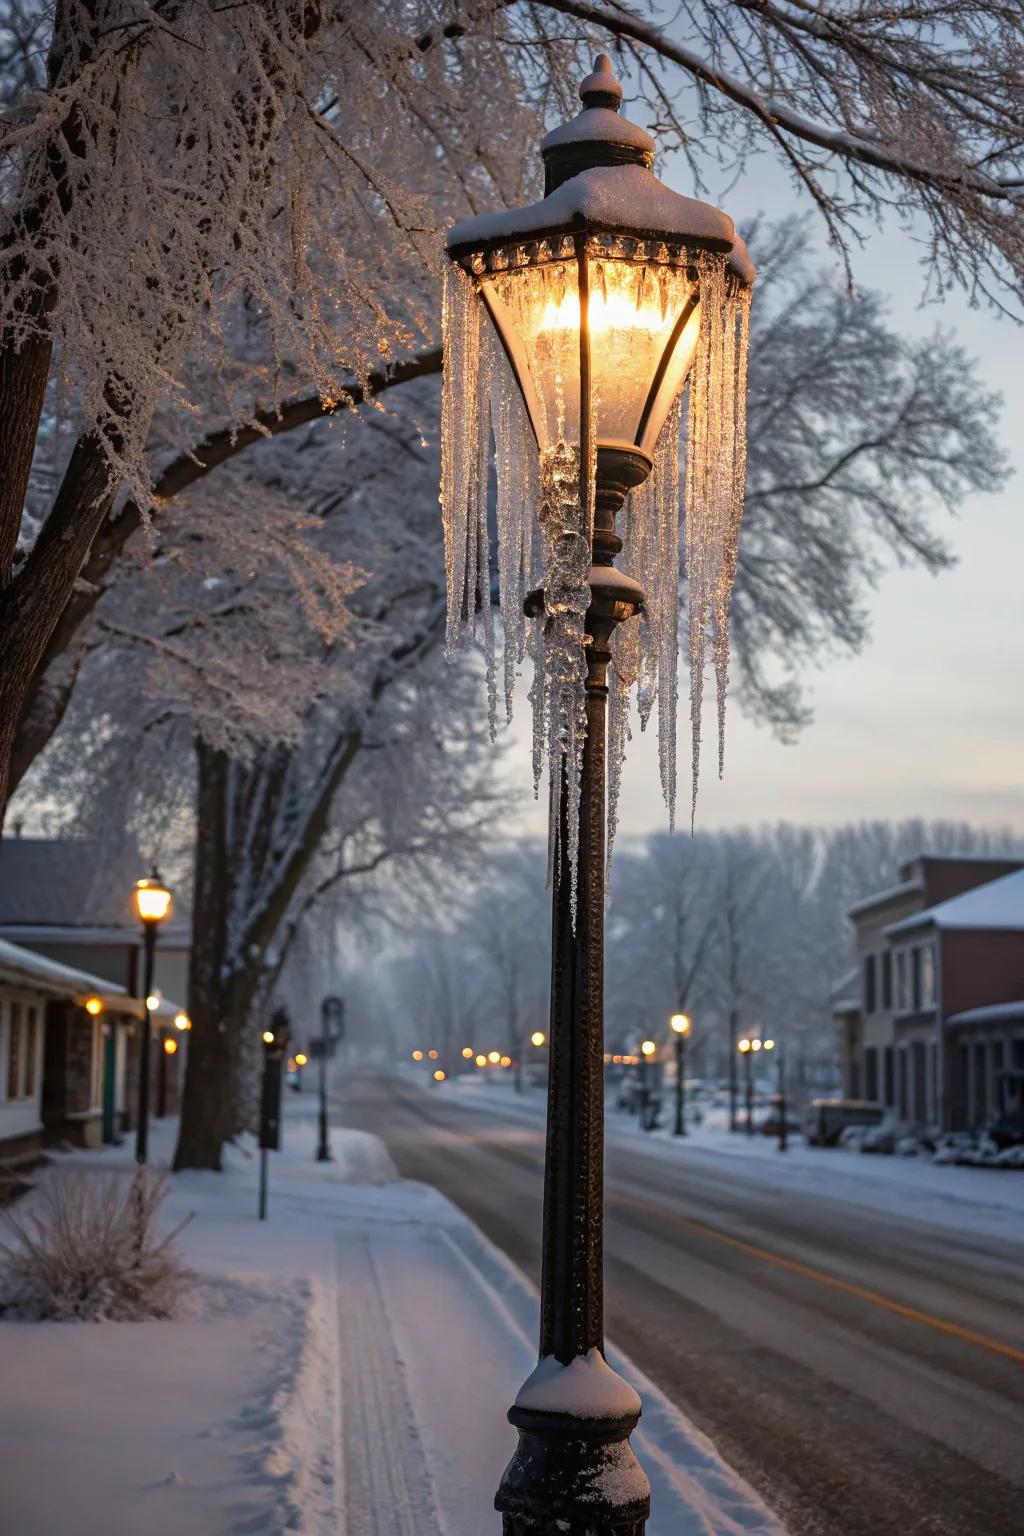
[258,1010,289,1220]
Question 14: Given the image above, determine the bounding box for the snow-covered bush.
[0,1169,192,1322]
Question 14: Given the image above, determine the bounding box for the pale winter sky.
[502,136,1024,843]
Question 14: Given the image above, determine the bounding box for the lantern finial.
[580,54,622,110]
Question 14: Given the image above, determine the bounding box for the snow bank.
[0,1101,782,1536]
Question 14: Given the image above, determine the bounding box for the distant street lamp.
[670,1013,691,1137]
[131,871,172,1165]
[531,1031,546,1048]
[762,1038,787,1152]
[640,1038,658,1133]
[737,1038,754,1136]
[443,51,754,1536]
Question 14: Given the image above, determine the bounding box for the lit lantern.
[132,872,172,926]
[442,55,754,874]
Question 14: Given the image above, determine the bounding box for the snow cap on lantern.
[441,54,755,886]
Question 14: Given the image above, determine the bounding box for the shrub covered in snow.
[0,1169,192,1321]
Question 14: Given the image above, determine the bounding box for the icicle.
[494,343,537,724]
[655,396,682,827]
[713,284,752,777]
[684,251,727,828]
[605,664,632,878]
[440,261,481,656]
[443,243,750,894]
[535,439,590,920]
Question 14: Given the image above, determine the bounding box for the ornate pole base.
[496,1405,650,1534]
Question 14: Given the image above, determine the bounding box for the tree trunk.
[173,742,256,1170]
[0,335,54,582]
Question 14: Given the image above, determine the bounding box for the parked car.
[990,1069,1024,1150]
[803,1098,884,1147]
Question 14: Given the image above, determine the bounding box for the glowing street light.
[295,1052,308,1067]
[262,1029,275,1045]
[174,1011,191,1031]
[84,996,103,1017]
[475,1054,487,1068]
[462,1046,475,1059]
[433,1069,446,1084]
[428,1049,439,1061]
[531,1031,547,1048]
[488,1050,501,1065]
[163,1037,177,1057]
[131,868,172,1167]
[412,1049,424,1062]
[669,1013,692,1137]
[640,1040,657,1058]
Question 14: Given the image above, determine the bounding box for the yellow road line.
[611,1190,1024,1368]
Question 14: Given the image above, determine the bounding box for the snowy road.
[341,1071,1024,1536]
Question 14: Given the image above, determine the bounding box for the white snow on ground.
[0,1094,783,1536]
[431,1071,1024,1247]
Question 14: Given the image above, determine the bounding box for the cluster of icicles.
[440,254,751,901]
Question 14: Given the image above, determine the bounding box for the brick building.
[838,855,1024,1131]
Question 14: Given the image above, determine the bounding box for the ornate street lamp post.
[442,53,753,1536]
[670,1013,691,1136]
[131,871,172,1166]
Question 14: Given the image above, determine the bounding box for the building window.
[895,951,909,1012]
[24,1005,37,1099]
[898,1046,909,1117]
[4,1001,37,1101]
[864,1047,879,1102]
[884,1046,895,1107]
[911,947,921,1011]
[90,1019,104,1110]
[919,944,935,1009]
[6,1001,22,1098]
[863,954,877,1015]
[881,951,893,1011]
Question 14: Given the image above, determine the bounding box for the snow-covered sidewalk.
[432,1072,1024,1247]
[0,1100,782,1536]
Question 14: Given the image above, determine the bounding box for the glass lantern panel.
[484,259,581,452]
[483,257,697,454]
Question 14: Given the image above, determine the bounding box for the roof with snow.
[947,999,1024,1026]
[0,935,127,1001]
[0,836,190,942]
[886,867,1024,937]
[847,879,921,919]
[0,936,183,1021]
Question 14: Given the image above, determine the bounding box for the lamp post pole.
[746,1049,754,1135]
[131,872,172,1167]
[496,453,650,1536]
[135,919,156,1165]
[764,1038,786,1152]
[670,1014,690,1137]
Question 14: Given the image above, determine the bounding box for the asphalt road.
[339,1071,1024,1536]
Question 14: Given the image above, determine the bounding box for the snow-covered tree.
[1,2,1020,816]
